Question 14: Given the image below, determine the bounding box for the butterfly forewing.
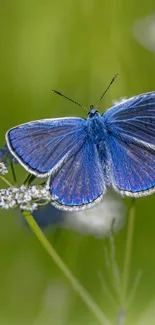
[6,118,86,177]
[103,92,155,146]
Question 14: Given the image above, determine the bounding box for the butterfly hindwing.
[48,140,106,210]
[6,118,86,177]
[103,92,155,196]
[105,134,155,196]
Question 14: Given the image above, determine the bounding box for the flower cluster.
[0,162,8,175]
[0,185,51,212]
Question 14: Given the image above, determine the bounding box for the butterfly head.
[88,105,100,119]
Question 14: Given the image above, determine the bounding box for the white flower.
[29,185,51,200]
[0,162,8,175]
[0,195,16,209]
[0,185,51,211]
[20,202,38,212]
[64,192,126,238]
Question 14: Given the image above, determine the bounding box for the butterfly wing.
[48,139,106,211]
[102,92,155,196]
[6,118,87,177]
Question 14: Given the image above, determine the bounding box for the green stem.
[23,174,36,185]
[23,174,31,185]
[0,175,13,187]
[23,210,111,325]
[10,162,17,185]
[121,198,136,307]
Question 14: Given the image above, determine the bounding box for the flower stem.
[23,174,36,185]
[0,175,13,187]
[10,162,18,185]
[121,198,136,308]
[22,210,111,325]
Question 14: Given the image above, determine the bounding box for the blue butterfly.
[5,79,155,211]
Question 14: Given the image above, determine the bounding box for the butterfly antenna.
[96,73,118,109]
[52,89,88,112]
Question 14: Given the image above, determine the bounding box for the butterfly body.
[87,107,107,145]
[6,91,155,211]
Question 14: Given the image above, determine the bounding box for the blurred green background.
[0,1,155,324]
